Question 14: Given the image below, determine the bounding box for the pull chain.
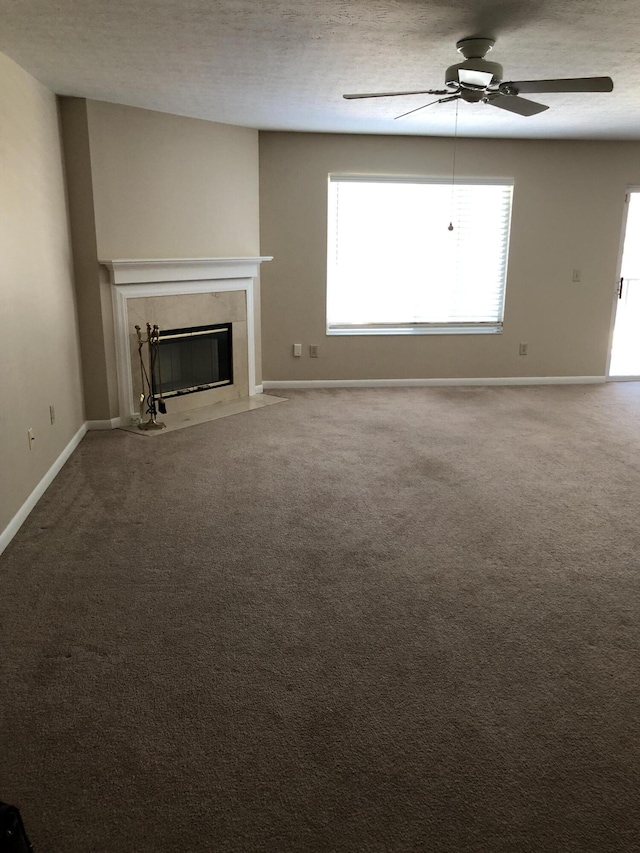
[448,99,460,231]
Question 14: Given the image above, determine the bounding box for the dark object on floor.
[0,802,33,853]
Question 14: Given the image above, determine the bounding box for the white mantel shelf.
[101,256,273,285]
[104,256,272,424]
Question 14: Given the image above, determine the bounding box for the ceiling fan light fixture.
[458,68,495,89]
[445,59,503,90]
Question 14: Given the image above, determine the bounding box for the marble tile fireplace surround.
[101,257,272,425]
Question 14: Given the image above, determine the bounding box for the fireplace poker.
[135,325,146,422]
[154,325,167,415]
[135,322,166,430]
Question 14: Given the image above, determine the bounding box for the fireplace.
[153,323,233,400]
[101,257,272,425]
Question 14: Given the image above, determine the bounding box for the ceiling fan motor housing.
[445,58,504,89]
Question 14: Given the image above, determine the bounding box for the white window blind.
[326,176,513,335]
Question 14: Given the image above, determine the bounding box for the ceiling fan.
[343,37,614,118]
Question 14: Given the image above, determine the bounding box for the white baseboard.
[254,384,264,394]
[263,376,606,390]
[86,417,122,430]
[0,421,87,557]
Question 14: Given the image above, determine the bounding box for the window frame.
[326,174,514,337]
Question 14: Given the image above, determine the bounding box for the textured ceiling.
[1,0,638,139]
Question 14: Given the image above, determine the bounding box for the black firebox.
[152,323,233,400]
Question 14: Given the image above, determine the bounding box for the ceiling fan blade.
[343,89,449,100]
[394,94,460,120]
[503,76,614,94]
[487,94,549,117]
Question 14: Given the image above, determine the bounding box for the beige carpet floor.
[2,385,640,852]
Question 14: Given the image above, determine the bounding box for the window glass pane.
[327,177,513,332]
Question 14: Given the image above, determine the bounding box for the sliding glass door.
[609,190,640,378]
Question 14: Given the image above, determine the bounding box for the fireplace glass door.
[152,323,233,399]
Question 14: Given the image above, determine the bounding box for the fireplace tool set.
[135,323,167,430]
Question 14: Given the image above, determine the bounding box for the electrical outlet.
[27,427,35,450]
[49,405,55,425]
[519,343,528,356]
[292,343,302,357]
[572,269,582,282]
[309,345,318,358]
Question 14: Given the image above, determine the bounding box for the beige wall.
[259,132,640,381]
[85,101,261,261]
[59,98,119,421]
[71,101,262,414]
[0,53,85,535]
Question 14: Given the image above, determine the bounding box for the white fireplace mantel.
[102,257,272,424]
[101,256,272,286]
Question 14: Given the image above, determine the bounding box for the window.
[326,176,513,335]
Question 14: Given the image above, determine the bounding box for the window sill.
[327,324,503,336]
